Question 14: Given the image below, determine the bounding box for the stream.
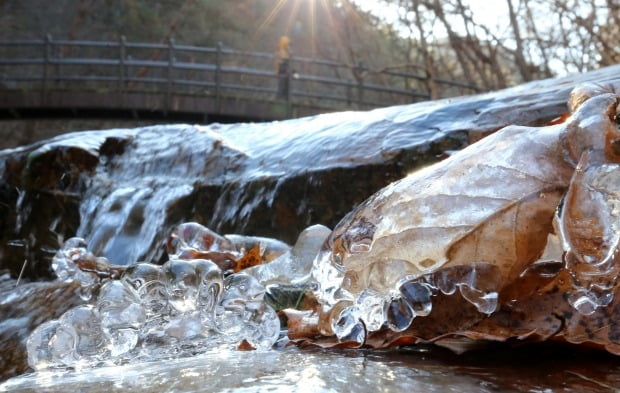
[3,344,620,392]
[2,66,620,391]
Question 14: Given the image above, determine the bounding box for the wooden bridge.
[0,36,481,122]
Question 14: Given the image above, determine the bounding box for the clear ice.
[167,222,235,258]
[244,224,331,285]
[216,273,281,349]
[307,107,578,344]
[26,320,60,370]
[97,281,146,356]
[27,224,283,371]
[332,306,366,346]
[51,238,99,300]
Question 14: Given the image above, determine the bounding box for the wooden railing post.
[346,79,353,106]
[355,63,364,108]
[41,34,52,103]
[166,37,175,115]
[215,41,222,112]
[286,56,293,117]
[118,36,126,93]
[55,38,62,86]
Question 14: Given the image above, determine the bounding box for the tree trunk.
[506,0,533,82]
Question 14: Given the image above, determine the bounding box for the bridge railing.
[0,36,482,114]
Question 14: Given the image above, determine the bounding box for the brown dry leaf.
[233,244,263,273]
[457,268,620,354]
[237,339,256,351]
[284,309,323,340]
[289,85,620,354]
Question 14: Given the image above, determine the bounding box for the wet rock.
[0,274,84,381]
[1,65,620,281]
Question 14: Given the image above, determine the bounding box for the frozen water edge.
[28,228,289,371]
[1,347,499,393]
[6,344,620,392]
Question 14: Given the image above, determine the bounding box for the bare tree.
[378,0,618,93]
[506,0,533,81]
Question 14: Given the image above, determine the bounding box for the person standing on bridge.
[276,36,291,100]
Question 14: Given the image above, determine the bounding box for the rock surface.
[0,274,83,380]
[3,65,619,281]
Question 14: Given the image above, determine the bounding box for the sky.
[352,0,511,38]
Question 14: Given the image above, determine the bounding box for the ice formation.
[27,224,285,371]
[309,85,620,346]
[26,84,620,362]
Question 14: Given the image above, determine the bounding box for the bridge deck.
[0,38,481,122]
[0,90,330,123]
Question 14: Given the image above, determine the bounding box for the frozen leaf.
[167,222,239,271]
[233,245,263,273]
[292,85,620,354]
[225,234,291,263]
[237,339,255,351]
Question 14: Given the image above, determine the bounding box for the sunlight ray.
[254,0,289,40]
[318,0,351,62]
[308,0,317,57]
[284,0,302,38]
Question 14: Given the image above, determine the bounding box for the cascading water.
[69,106,466,267]
[75,125,247,265]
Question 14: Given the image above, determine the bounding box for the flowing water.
[72,104,455,266]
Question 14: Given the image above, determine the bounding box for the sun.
[252,0,361,59]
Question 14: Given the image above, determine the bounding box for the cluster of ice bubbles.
[27,216,507,364]
[27,227,284,371]
[317,258,500,345]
